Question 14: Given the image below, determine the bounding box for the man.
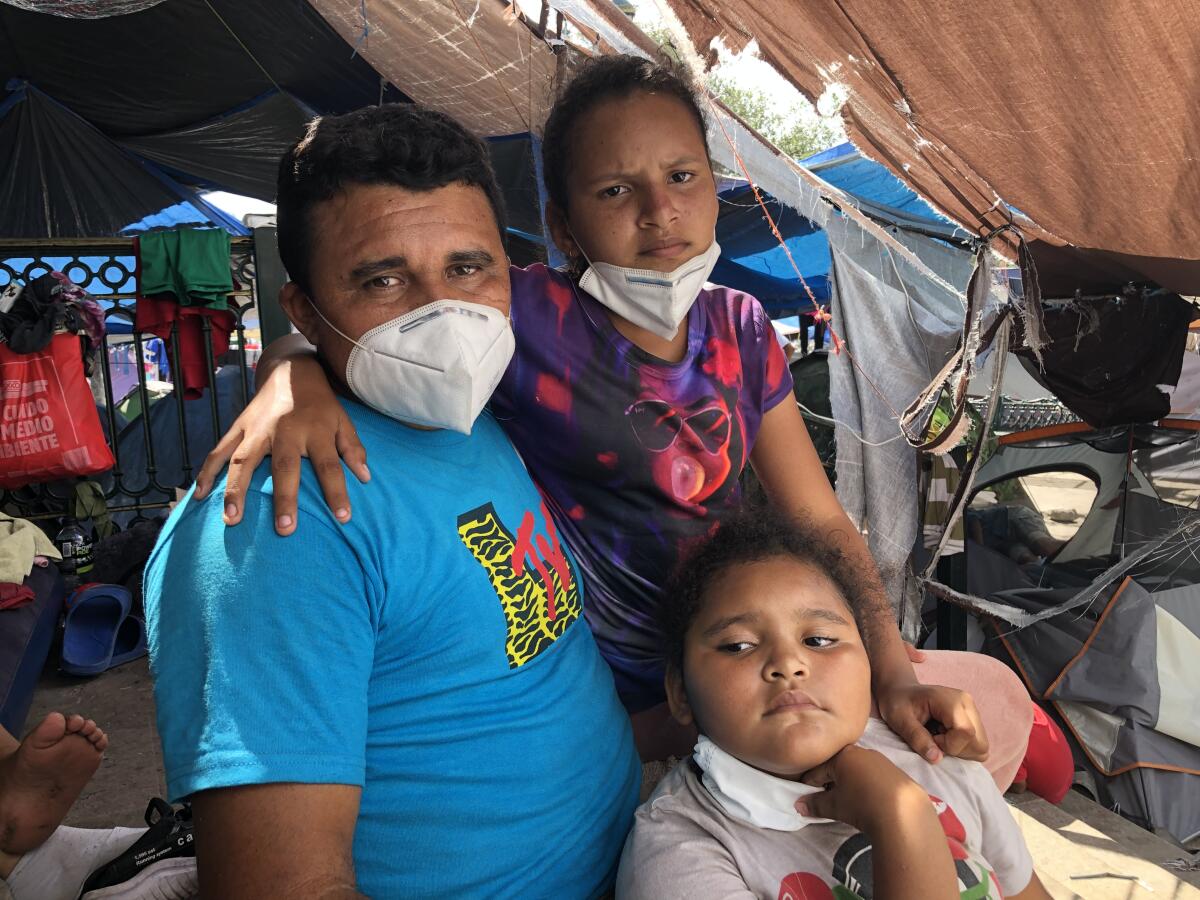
[144,105,640,899]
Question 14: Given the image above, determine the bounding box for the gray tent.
[967,425,1200,843]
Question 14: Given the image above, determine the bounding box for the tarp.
[0,0,167,17]
[663,0,1200,296]
[0,0,405,136]
[0,0,409,237]
[118,91,315,203]
[828,224,985,632]
[308,0,562,138]
[0,82,246,237]
[714,142,968,314]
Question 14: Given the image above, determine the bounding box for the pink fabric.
[911,650,1033,792]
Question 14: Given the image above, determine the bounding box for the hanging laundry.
[137,229,233,309]
[0,272,106,384]
[50,272,106,345]
[133,230,236,399]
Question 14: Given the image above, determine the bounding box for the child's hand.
[876,681,988,764]
[194,351,370,535]
[796,745,931,836]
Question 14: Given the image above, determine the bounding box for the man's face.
[666,557,872,779]
[282,181,511,389]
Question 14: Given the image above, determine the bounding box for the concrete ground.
[22,655,1200,898]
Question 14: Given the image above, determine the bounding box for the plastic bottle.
[54,517,94,590]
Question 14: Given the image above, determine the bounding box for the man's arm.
[193,783,364,899]
[751,398,987,762]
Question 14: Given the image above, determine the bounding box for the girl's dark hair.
[658,505,863,670]
[276,103,506,294]
[540,53,711,217]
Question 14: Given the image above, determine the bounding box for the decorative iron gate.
[0,237,259,525]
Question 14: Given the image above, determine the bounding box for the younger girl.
[619,508,1050,900]
[197,54,1021,768]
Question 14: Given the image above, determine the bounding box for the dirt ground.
[27,655,165,829]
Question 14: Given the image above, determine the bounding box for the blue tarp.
[713,142,963,316]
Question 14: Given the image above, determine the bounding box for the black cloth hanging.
[1017,293,1198,428]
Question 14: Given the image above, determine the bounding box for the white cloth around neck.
[693,735,833,832]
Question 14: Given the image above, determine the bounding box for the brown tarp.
[307,0,562,138]
[664,0,1200,295]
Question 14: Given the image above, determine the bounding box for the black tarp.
[0,0,411,237]
[119,91,314,202]
[0,0,405,136]
[0,82,237,237]
[1016,293,1198,428]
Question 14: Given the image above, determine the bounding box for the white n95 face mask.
[577,240,722,341]
[309,299,515,434]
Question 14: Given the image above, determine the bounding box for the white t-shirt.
[617,718,1034,899]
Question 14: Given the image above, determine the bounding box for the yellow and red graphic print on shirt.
[457,498,582,668]
[776,795,1003,900]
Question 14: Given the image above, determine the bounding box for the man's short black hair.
[276,103,507,293]
[658,505,864,670]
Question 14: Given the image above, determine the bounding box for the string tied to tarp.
[809,306,842,354]
[350,0,370,59]
[704,93,844,355]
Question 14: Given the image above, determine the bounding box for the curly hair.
[540,53,711,218]
[276,103,506,294]
[658,505,864,670]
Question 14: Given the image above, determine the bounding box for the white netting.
[0,0,167,18]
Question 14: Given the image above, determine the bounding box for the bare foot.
[0,712,106,854]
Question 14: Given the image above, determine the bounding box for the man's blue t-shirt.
[144,403,640,899]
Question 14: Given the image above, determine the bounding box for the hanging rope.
[202,0,284,95]
[350,0,370,59]
[703,93,841,352]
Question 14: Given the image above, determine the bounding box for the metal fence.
[0,237,260,525]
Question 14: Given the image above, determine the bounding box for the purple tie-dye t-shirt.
[491,264,793,711]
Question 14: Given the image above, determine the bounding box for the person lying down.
[617,507,1051,900]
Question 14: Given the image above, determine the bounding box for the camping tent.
[966,424,1200,842]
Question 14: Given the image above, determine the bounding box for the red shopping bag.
[0,333,115,488]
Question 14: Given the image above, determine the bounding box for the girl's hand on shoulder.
[193,354,370,535]
[877,680,988,764]
[797,745,928,835]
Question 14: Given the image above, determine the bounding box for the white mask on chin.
[577,240,722,341]
[693,735,832,831]
[308,298,515,435]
